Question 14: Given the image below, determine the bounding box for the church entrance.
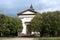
[26,25,31,34]
[25,22,31,34]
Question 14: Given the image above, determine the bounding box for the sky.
[0,0,60,17]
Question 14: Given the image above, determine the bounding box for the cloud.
[0,0,60,17]
[36,0,60,12]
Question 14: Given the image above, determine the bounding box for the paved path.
[13,38,34,40]
[0,37,36,40]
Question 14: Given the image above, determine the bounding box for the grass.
[34,37,60,40]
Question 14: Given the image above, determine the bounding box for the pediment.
[17,9,37,15]
[21,11,35,15]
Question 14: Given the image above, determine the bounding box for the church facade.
[17,5,38,36]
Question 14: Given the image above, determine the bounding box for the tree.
[30,11,60,37]
[0,14,22,36]
[30,13,42,36]
[42,12,57,36]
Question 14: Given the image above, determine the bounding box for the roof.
[17,5,38,15]
[17,9,38,15]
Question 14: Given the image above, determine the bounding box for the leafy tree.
[30,11,60,37]
[0,14,22,36]
[30,13,42,36]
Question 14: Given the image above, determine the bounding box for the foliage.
[30,11,60,37]
[0,14,22,36]
[30,13,42,32]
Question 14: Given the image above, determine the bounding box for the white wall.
[18,11,35,34]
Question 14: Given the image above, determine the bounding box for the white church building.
[17,5,38,36]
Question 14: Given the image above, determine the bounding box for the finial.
[30,4,33,9]
[30,4,34,11]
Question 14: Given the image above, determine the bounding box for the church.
[17,5,38,36]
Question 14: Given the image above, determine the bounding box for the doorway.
[26,25,31,34]
[25,22,31,34]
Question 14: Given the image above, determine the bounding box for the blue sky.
[0,0,60,17]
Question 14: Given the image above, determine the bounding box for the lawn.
[34,37,60,40]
